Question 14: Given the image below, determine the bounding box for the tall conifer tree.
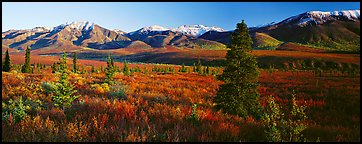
[3,49,11,72]
[213,20,262,119]
[21,46,31,73]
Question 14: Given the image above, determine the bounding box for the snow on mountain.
[66,21,94,31]
[50,21,95,32]
[282,9,360,26]
[30,27,49,32]
[128,25,169,35]
[128,24,226,37]
[140,25,169,33]
[171,25,225,37]
[113,29,127,35]
[252,22,276,28]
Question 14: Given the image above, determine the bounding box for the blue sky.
[2,2,360,32]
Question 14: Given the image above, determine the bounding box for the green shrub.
[263,93,308,142]
[45,52,79,110]
[2,97,30,123]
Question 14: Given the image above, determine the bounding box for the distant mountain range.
[201,9,360,51]
[2,9,360,52]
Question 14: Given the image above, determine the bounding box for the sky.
[2,2,360,32]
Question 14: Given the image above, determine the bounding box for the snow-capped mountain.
[129,25,169,35]
[50,21,95,32]
[252,22,276,28]
[113,29,127,35]
[129,24,226,37]
[30,27,50,32]
[200,9,360,51]
[171,25,225,37]
[279,9,360,27]
[3,9,359,52]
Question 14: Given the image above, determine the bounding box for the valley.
[2,6,360,142]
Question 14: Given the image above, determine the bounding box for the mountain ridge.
[2,9,360,52]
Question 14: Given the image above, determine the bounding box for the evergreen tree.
[196,59,202,74]
[3,49,11,72]
[51,52,79,110]
[91,65,95,73]
[204,66,210,76]
[213,20,262,119]
[123,59,131,76]
[81,65,85,74]
[105,55,116,84]
[193,63,197,73]
[21,46,31,73]
[180,63,187,73]
[72,52,77,73]
[51,62,60,73]
[110,56,114,67]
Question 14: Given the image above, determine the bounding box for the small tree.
[51,62,60,73]
[2,97,28,123]
[105,55,116,84]
[3,49,11,72]
[193,63,197,73]
[91,65,95,73]
[123,59,131,76]
[213,20,262,119]
[196,58,202,74]
[180,63,187,73]
[81,65,85,74]
[110,55,114,67]
[204,66,210,76]
[51,52,79,110]
[72,52,78,73]
[21,46,31,73]
[263,93,308,142]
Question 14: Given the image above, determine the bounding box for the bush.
[110,83,127,100]
[44,52,79,110]
[2,97,30,123]
[41,81,55,96]
[263,93,308,142]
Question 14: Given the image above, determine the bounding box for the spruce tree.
[196,59,202,74]
[21,46,31,73]
[123,59,131,76]
[193,63,197,73]
[91,65,95,73]
[3,49,11,72]
[105,55,116,84]
[110,56,114,67]
[72,52,77,73]
[180,63,187,73]
[51,52,79,110]
[213,20,262,119]
[204,66,210,76]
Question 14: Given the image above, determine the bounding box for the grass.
[2,66,360,142]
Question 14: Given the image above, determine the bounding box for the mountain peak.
[280,9,360,27]
[66,21,95,31]
[306,10,360,19]
[171,25,225,37]
[50,21,95,32]
[30,27,49,32]
[139,25,169,33]
[113,29,127,35]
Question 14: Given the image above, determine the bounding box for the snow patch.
[171,25,225,37]
[287,10,360,26]
[50,21,95,32]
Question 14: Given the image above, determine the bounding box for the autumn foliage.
[1,58,360,142]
